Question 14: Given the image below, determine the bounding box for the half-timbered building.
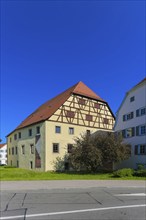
[7,81,115,171]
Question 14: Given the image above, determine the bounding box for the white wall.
[114,81,146,169]
[0,144,7,165]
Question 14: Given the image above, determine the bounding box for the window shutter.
[123,115,126,121]
[136,109,139,117]
[136,126,139,136]
[131,112,134,119]
[135,145,138,155]
[132,127,135,136]
[122,130,126,138]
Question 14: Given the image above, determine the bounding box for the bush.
[134,169,146,177]
[137,164,145,170]
[113,168,134,177]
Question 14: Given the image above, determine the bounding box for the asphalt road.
[0,180,146,220]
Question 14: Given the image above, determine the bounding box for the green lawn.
[0,167,145,181]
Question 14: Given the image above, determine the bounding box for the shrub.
[134,169,146,177]
[113,168,134,177]
[137,164,144,170]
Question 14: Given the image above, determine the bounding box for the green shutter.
[132,127,135,136]
[136,126,139,136]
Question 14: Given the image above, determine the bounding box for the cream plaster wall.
[7,122,45,171]
[45,121,99,171]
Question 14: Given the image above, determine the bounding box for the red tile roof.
[12,81,105,131]
[0,144,6,148]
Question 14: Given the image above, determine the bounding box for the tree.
[68,134,102,172]
[68,131,131,172]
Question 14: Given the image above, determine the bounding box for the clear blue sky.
[1,0,145,143]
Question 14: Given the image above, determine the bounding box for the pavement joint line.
[0,204,146,220]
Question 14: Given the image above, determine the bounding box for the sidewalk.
[1,180,146,191]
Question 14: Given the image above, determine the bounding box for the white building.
[0,144,7,165]
[114,78,146,169]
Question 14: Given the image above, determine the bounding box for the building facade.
[0,144,7,165]
[7,81,115,171]
[114,78,146,169]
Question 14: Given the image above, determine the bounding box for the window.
[15,146,18,155]
[10,137,12,143]
[55,126,61,133]
[14,134,17,140]
[140,145,146,155]
[29,129,32,136]
[36,126,40,134]
[21,145,25,154]
[141,125,146,135]
[9,148,11,155]
[69,127,74,135]
[17,160,19,167]
[12,147,14,155]
[18,132,21,139]
[136,107,146,117]
[86,114,93,121]
[130,96,135,102]
[136,125,146,136]
[67,144,73,153]
[123,112,134,121]
[135,145,146,155]
[30,161,33,169]
[86,130,91,135]
[30,144,34,154]
[53,143,59,153]
[122,127,135,138]
[141,108,146,115]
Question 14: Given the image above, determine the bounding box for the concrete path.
[1,180,146,191]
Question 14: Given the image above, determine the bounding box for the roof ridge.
[8,81,104,133]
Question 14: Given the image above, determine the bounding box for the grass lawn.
[0,167,145,181]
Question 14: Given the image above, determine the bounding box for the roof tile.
[13,81,104,131]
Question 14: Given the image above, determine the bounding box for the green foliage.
[134,169,146,177]
[68,132,131,172]
[137,164,144,170]
[113,168,134,177]
[69,134,102,172]
[0,167,145,180]
[53,155,69,172]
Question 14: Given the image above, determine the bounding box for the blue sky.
[1,0,145,143]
